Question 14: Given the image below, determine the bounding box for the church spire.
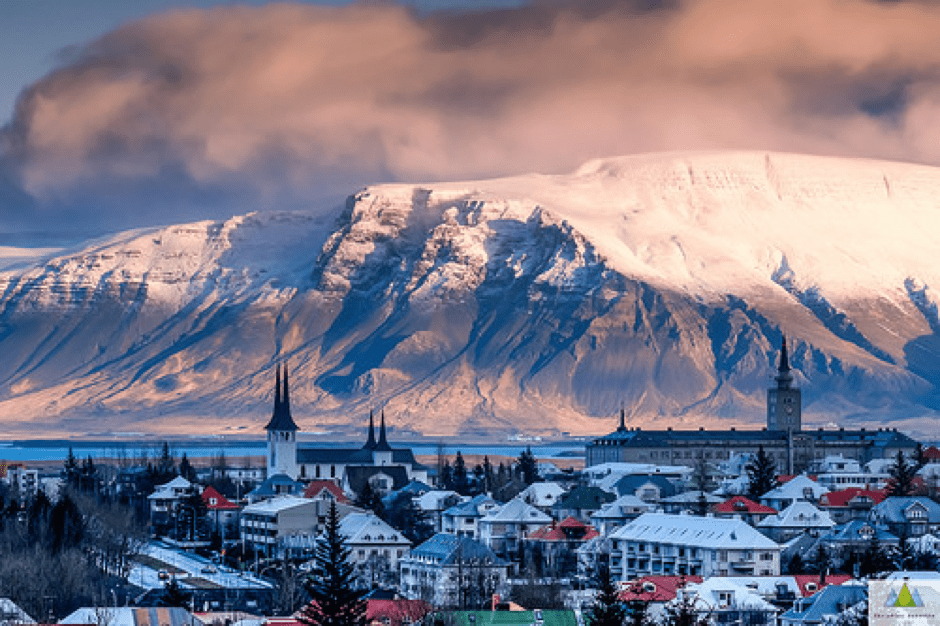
[617,408,627,432]
[776,336,794,390]
[264,361,298,432]
[364,410,377,450]
[375,411,392,452]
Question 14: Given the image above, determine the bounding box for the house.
[590,494,653,534]
[440,494,500,539]
[148,476,198,534]
[757,501,835,542]
[240,495,356,557]
[780,582,867,626]
[813,455,889,492]
[478,498,553,562]
[338,512,412,587]
[413,490,462,532]
[399,533,509,608]
[869,496,940,537]
[760,475,829,511]
[201,485,240,539]
[517,482,566,511]
[525,517,598,577]
[0,597,34,624]
[551,486,615,522]
[711,496,777,525]
[613,474,677,503]
[816,488,886,524]
[3,465,39,501]
[680,577,778,626]
[584,462,691,492]
[660,491,724,515]
[60,607,202,626]
[245,474,304,504]
[366,597,432,626]
[609,512,782,580]
[815,521,898,565]
[618,575,703,622]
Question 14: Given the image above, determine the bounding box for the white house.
[760,475,829,510]
[440,494,500,539]
[478,497,552,559]
[757,501,835,542]
[399,533,509,607]
[240,495,356,557]
[609,513,782,580]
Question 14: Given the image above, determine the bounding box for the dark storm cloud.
[3,0,940,234]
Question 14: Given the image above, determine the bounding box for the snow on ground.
[130,542,272,591]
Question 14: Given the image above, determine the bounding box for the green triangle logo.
[895,584,917,608]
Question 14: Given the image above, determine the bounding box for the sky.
[3,0,940,242]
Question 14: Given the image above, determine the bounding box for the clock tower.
[767,336,801,432]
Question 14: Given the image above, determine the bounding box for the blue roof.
[872,497,940,524]
[443,494,497,518]
[781,584,867,624]
[821,521,898,544]
[410,533,506,565]
[247,473,303,498]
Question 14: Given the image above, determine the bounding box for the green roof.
[446,610,580,626]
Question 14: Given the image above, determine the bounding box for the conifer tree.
[354,481,386,520]
[63,447,79,489]
[158,578,192,608]
[300,500,367,626]
[518,447,540,485]
[887,450,918,497]
[589,562,625,626]
[179,454,196,481]
[452,452,470,495]
[746,446,778,499]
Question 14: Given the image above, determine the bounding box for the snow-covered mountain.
[3,151,940,439]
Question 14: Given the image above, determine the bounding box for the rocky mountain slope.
[2,151,940,438]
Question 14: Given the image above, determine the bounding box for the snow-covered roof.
[760,474,828,503]
[684,578,777,612]
[61,607,200,626]
[242,495,315,515]
[591,494,652,520]
[757,501,835,529]
[610,513,780,550]
[414,490,460,512]
[480,497,553,524]
[157,476,193,491]
[662,491,724,505]
[0,598,35,624]
[518,482,565,507]
[339,512,411,546]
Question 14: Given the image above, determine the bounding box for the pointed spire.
[265,361,298,432]
[375,410,392,452]
[364,410,377,450]
[617,408,627,432]
[776,336,794,390]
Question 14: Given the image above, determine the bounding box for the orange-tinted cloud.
[4,0,940,230]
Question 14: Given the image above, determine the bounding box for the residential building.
[240,495,356,556]
[525,517,598,577]
[201,485,240,539]
[815,521,898,566]
[517,482,565,511]
[441,494,500,539]
[613,473,677,503]
[609,512,782,580]
[710,496,777,526]
[478,497,552,561]
[869,496,940,537]
[148,476,197,533]
[338,512,411,588]
[4,465,39,501]
[780,583,867,626]
[245,473,304,503]
[301,480,349,504]
[816,488,886,524]
[399,533,509,608]
[552,486,615,522]
[760,475,828,511]
[413,490,462,532]
[661,491,723,515]
[680,577,778,626]
[590,494,652,534]
[757,501,835,542]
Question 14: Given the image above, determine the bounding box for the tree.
[518,447,540,485]
[746,446,778,499]
[887,450,918,497]
[807,543,830,585]
[691,456,713,516]
[439,461,453,491]
[385,492,433,545]
[157,578,191,608]
[588,562,625,626]
[859,534,891,577]
[63,448,80,489]
[914,442,928,471]
[300,500,368,626]
[354,481,385,520]
[452,452,470,495]
[661,591,710,626]
[156,442,175,481]
[179,454,196,482]
[49,493,85,554]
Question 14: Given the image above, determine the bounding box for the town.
[0,343,933,626]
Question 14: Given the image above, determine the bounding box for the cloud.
[5,0,940,234]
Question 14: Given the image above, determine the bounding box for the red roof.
[924,446,940,461]
[302,480,349,503]
[793,574,853,597]
[367,599,432,626]
[619,575,703,603]
[528,517,599,541]
[818,488,887,508]
[712,495,777,515]
[777,474,817,483]
[201,486,239,510]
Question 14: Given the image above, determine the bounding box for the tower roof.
[363,411,377,450]
[375,411,393,452]
[775,336,794,389]
[264,363,299,432]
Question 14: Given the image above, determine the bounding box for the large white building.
[240,495,356,556]
[609,513,782,580]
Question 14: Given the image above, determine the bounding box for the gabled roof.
[661,491,724,505]
[591,494,652,520]
[712,495,777,515]
[781,583,867,624]
[527,517,599,542]
[480,498,553,524]
[408,533,506,565]
[757,501,835,529]
[302,480,349,503]
[554,486,615,510]
[618,575,702,603]
[338,513,410,546]
[345,465,409,497]
[518,482,565,507]
[686,578,777,612]
[871,496,940,523]
[202,485,239,510]
[246,473,303,499]
[612,513,781,550]
[443,494,499,518]
[819,521,897,544]
[614,474,677,499]
[61,607,198,626]
[760,474,828,502]
[818,487,887,508]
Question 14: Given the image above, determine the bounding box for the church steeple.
[617,408,627,432]
[364,410,377,450]
[264,362,298,432]
[375,411,392,452]
[775,336,794,390]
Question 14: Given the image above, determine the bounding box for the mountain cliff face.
[2,151,940,438]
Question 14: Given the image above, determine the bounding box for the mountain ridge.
[2,151,940,438]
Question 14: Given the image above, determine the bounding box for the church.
[586,338,918,473]
[264,364,428,494]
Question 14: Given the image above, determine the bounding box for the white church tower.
[265,363,299,479]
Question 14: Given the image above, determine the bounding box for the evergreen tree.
[385,492,434,545]
[177,491,209,542]
[300,501,368,626]
[914,442,928,471]
[179,454,197,482]
[63,447,79,489]
[887,450,918,496]
[481,456,494,494]
[80,455,98,494]
[157,442,176,481]
[746,446,778,499]
[49,492,85,554]
[354,481,386,520]
[859,534,891,577]
[661,592,709,626]
[808,543,830,584]
[452,452,470,495]
[589,562,625,626]
[439,461,454,491]
[518,447,540,485]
